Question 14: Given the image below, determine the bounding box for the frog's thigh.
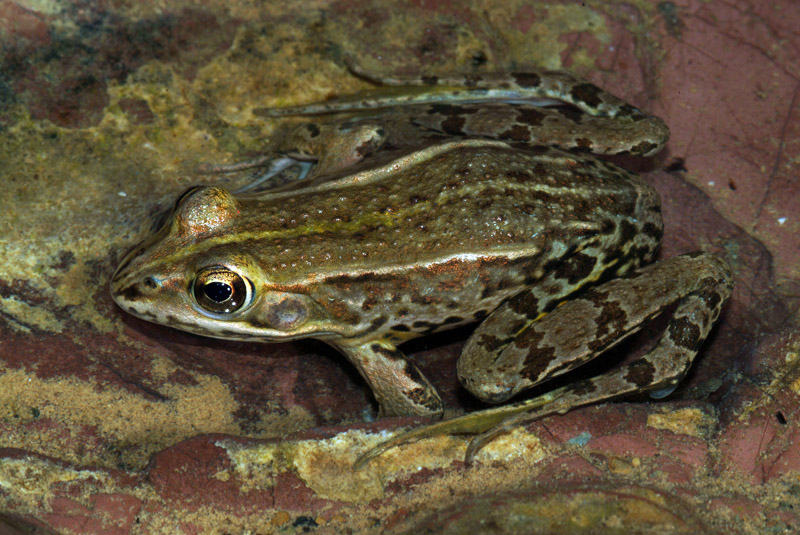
[337,342,444,418]
[459,252,733,403]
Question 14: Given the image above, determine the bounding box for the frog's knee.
[457,367,518,404]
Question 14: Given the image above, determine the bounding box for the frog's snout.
[111,274,161,307]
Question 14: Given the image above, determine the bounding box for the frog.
[110,66,733,468]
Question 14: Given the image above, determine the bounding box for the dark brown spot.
[440,114,467,135]
[668,317,702,350]
[568,380,598,397]
[516,107,546,126]
[555,106,582,122]
[518,334,556,383]
[512,72,542,88]
[553,252,598,285]
[405,387,439,409]
[481,286,498,299]
[304,123,321,137]
[498,125,531,142]
[391,324,411,332]
[355,137,382,158]
[421,75,439,85]
[616,104,641,118]
[629,140,659,156]
[586,298,628,352]
[697,286,722,311]
[508,290,540,318]
[412,320,439,332]
[643,222,663,240]
[542,244,578,274]
[361,295,378,311]
[118,284,143,302]
[475,333,513,353]
[410,294,435,305]
[624,359,656,387]
[618,220,637,246]
[472,51,488,67]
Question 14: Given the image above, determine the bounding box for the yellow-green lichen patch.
[0,295,64,334]
[218,425,546,504]
[484,2,611,70]
[0,456,114,510]
[647,408,717,438]
[218,430,389,502]
[0,367,241,470]
[190,23,367,140]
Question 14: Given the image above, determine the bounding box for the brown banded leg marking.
[355,253,731,469]
[461,253,731,403]
[461,253,732,461]
[265,64,669,157]
[458,243,653,402]
[338,341,443,418]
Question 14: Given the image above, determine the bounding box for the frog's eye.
[193,266,253,314]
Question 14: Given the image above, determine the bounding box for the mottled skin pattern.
[111,68,733,467]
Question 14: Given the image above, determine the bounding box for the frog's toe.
[353,408,507,470]
[352,394,557,470]
[648,382,679,399]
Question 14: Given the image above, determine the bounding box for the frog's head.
[111,186,334,342]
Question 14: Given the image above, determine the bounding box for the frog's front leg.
[198,119,390,191]
[355,252,732,468]
[337,340,444,418]
[272,119,390,177]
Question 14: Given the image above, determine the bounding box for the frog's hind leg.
[458,252,733,402]
[354,252,732,469]
[265,63,669,157]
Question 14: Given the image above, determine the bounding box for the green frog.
[111,67,732,468]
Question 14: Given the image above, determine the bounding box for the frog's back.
[231,141,651,283]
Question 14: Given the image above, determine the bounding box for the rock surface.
[1,1,798,534]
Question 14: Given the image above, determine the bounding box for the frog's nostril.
[143,277,158,290]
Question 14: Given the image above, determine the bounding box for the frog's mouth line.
[116,296,340,343]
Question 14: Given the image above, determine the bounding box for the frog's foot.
[352,392,558,470]
[355,333,711,470]
[338,341,444,421]
[196,155,274,174]
[196,155,315,193]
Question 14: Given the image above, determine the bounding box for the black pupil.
[203,281,232,303]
